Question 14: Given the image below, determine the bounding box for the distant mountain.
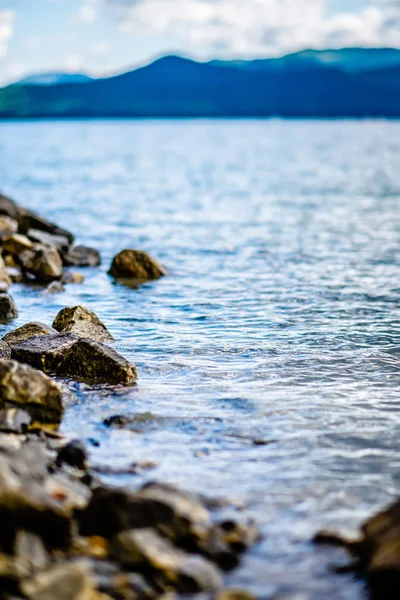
[16,73,93,86]
[1,48,400,118]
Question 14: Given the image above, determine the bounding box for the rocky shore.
[0,194,257,600]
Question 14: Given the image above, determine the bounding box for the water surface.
[0,119,400,599]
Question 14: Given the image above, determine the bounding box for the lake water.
[0,119,400,599]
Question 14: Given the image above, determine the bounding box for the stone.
[3,322,57,349]
[64,246,101,267]
[0,340,11,358]
[52,306,114,344]
[12,333,137,385]
[0,294,18,322]
[108,250,166,281]
[14,530,50,572]
[3,234,63,282]
[0,215,18,234]
[62,271,85,284]
[216,591,257,600]
[7,266,22,283]
[0,255,11,290]
[27,228,71,254]
[56,440,88,471]
[0,408,31,433]
[0,359,65,427]
[21,561,101,600]
[3,233,35,256]
[112,528,222,593]
[44,281,65,294]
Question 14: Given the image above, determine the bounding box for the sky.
[0,0,399,84]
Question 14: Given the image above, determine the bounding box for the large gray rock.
[2,322,57,349]
[108,249,166,281]
[52,306,114,343]
[0,359,66,427]
[12,333,137,385]
[0,293,18,322]
[64,245,100,267]
[112,528,222,592]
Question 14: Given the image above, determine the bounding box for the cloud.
[102,0,400,56]
[0,9,15,60]
[65,53,84,71]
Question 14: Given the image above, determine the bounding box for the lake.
[0,118,399,599]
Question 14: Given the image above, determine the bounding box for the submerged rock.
[12,333,136,385]
[0,293,18,322]
[3,322,57,349]
[108,250,166,282]
[314,497,400,600]
[62,271,85,285]
[44,281,65,294]
[64,245,101,267]
[0,359,65,427]
[52,306,114,344]
[112,528,222,593]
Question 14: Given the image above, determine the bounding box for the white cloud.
[103,0,400,56]
[0,9,16,60]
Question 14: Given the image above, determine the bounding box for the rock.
[0,340,11,358]
[3,234,63,282]
[21,560,101,600]
[52,306,114,344]
[12,333,137,385]
[3,322,57,349]
[0,255,11,291]
[0,408,31,433]
[108,250,166,282]
[56,440,88,471]
[7,266,22,283]
[0,194,24,222]
[0,215,18,234]
[216,591,257,600]
[0,359,66,427]
[14,530,50,572]
[62,271,85,284]
[64,246,101,267]
[0,294,18,322]
[44,281,65,294]
[112,528,222,593]
[27,228,71,254]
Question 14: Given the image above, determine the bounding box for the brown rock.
[0,293,18,322]
[0,255,11,291]
[3,322,57,349]
[0,215,18,234]
[112,528,222,593]
[12,332,79,373]
[62,271,85,284]
[0,339,11,358]
[216,591,257,600]
[3,234,63,282]
[108,250,166,282]
[64,246,101,267]
[44,281,65,294]
[0,359,65,427]
[52,306,114,344]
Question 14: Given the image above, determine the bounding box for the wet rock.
[0,294,18,322]
[21,560,101,600]
[0,215,18,234]
[0,359,65,427]
[3,234,63,282]
[62,271,85,285]
[52,306,114,344]
[112,528,222,593]
[12,333,137,385]
[3,233,35,257]
[108,250,166,282]
[27,228,71,254]
[103,415,130,428]
[0,194,24,223]
[64,246,101,267]
[3,322,57,349]
[56,440,88,471]
[0,408,31,433]
[0,255,12,291]
[314,498,400,600]
[0,340,11,359]
[44,281,65,294]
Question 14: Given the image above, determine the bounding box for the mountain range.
[1,48,400,118]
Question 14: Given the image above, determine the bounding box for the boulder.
[0,215,18,234]
[108,250,166,281]
[64,246,101,267]
[5,266,21,283]
[52,306,114,344]
[112,528,222,593]
[2,322,57,349]
[27,228,71,254]
[0,255,12,291]
[62,271,85,284]
[0,294,18,322]
[3,232,35,256]
[0,359,65,427]
[3,234,63,282]
[0,340,11,359]
[12,333,137,385]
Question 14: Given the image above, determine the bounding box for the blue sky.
[0,0,399,84]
